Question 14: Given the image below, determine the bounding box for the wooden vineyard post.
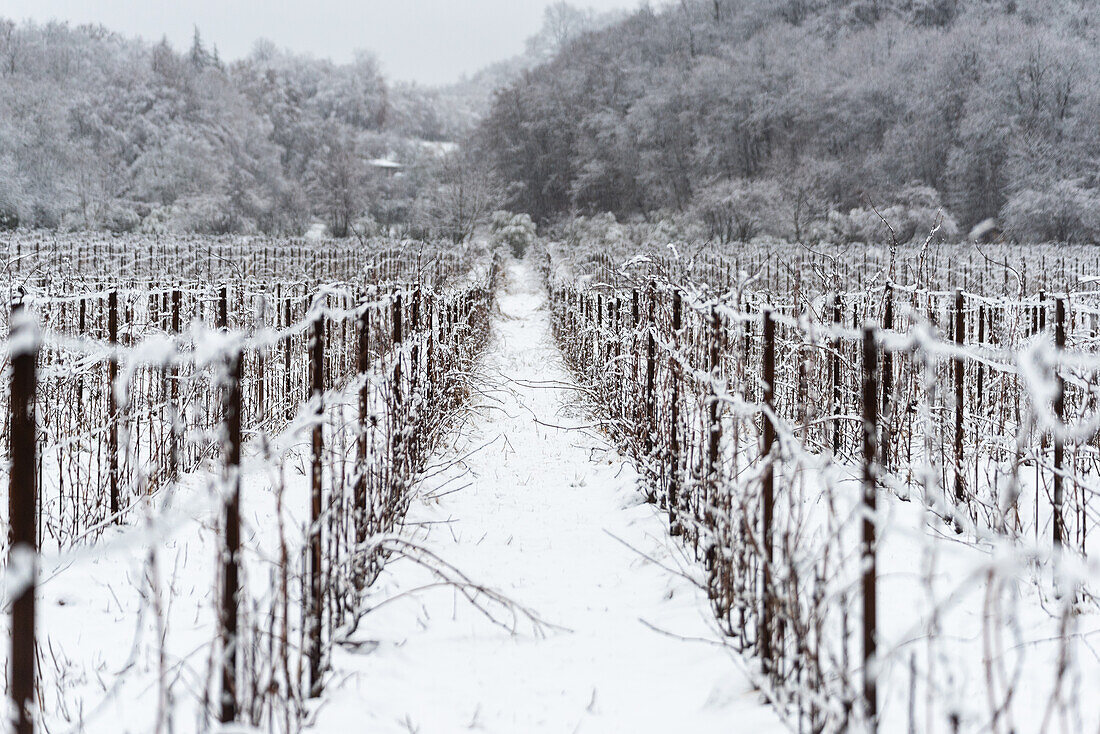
[218,285,228,331]
[308,312,325,697]
[9,300,38,734]
[411,289,421,396]
[976,303,986,495]
[170,289,181,480]
[355,299,371,589]
[881,284,894,473]
[645,282,657,479]
[1053,298,1066,551]
[283,295,293,421]
[426,296,436,407]
[953,289,965,505]
[219,349,243,724]
[669,290,682,536]
[77,298,86,418]
[861,326,879,732]
[632,289,640,429]
[831,294,842,455]
[608,296,619,419]
[1039,290,1046,334]
[596,295,604,379]
[704,306,723,564]
[108,289,120,519]
[256,292,267,427]
[391,291,404,510]
[760,309,776,672]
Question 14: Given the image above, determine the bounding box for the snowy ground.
[308,261,785,733]
[10,257,1099,733]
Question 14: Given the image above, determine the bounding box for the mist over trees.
[436,3,629,130]
[476,0,1100,244]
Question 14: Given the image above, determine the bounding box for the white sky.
[2,0,641,85]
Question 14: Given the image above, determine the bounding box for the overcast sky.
[3,0,640,85]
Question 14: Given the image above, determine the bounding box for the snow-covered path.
[310,261,784,733]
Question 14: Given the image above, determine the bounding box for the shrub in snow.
[100,202,141,234]
[1001,180,1100,244]
[0,182,22,230]
[139,205,173,235]
[351,214,381,239]
[625,215,705,247]
[829,186,959,245]
[489,210,537,256]
[560,213,628,250]
[691,178,785,244]
[0,205,20,231]
[168,194,250,235]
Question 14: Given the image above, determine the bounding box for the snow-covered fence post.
[426,294,436,407]
[881,284,894,473]
[760,308,776,672]
[704,306,723,566]
[632,289,640,431]
[355,295,370,590]
[831,293,842,455]
[108,289,120,520]
[975,301,987,494]
[9,299,38,734]
[391,291,404,507]
[611,296,621,418]
[411,288,421,397]
[283,295,292,421]
[595,294,604,379]
[308,310,325,697]
[219,347,243,724]
[645,281,657,479]
[77,298,86,418]
[953,289,965,505]
[669,289,683,536]
[861,325,879,732]
[1053,297,1066,551]
[169,289,181,481]
[256,290,267,426]
[217,285,228,330]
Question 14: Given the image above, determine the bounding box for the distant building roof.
[368,158,402,170]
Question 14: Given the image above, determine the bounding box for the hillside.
[476,0,1100,243]
[0,22,457,236]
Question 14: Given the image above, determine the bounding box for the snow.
[14,412,312,733]
[419,140,459,158]
[967,218,1001,242]
[308,261,785,733]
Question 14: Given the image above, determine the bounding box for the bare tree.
[428,148,504,244]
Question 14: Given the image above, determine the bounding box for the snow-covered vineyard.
[3,233,1100,733]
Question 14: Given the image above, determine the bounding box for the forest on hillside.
[3,1,1099,245]
[0,21,475,237]
[6,4,1100,734]
[0,5,620,240]
[476,0,1100,244]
